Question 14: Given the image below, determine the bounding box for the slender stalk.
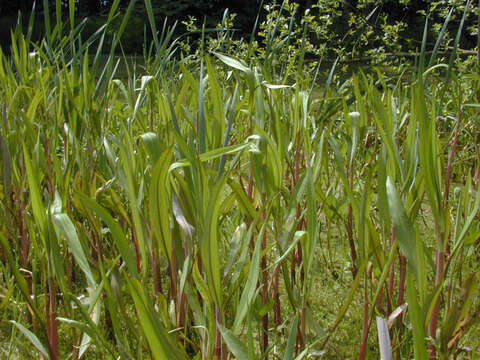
[273,264,281,327]
[152,247,163,296]
[299,305,306,351]
[132,222,141,273]
[358,276,370,360]
[48,277,58,360]
[396,253,406,360]
[428,242,444,359]
[387,227,395,316]
[346,165,358,278]
[214,307,222,359]
[261,216,269,356]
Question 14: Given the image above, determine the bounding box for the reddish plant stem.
[214,307,224,359]
[273,264,281,327]
[291,140,302,286]
[387,227,396,316]
[346,165,358,279]
[299,306,306,352]
[178,290,187,329]
[376,287,384,315]
[48,277,58,360]
[358,277,371,360]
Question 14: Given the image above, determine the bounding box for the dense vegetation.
[1,0,480,359]
[1,0,478,57]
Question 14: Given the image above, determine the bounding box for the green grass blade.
[386,177,419,280]
[427,8,453,68]
[22,142,47,243]
[232,223,263,333]
[144,0,161,54]
[198,60,206,153]
[406,272,428,360]
[43,0,51,42]
[10,321,50,359]
[77,192,139,279]
[120,140,148,277]
[218,324,249,360]
[51,212,96,287]
[446,0,471,81]
[150,146,173,263]
[418,16,428,74]
[218,83,238,179]
[283,316,299,360]
[126,277,184,360]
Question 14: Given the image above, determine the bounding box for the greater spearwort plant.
[0,0,479,359]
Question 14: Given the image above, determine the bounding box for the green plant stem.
[395,253,406,360]
[429,226,445,359]
[387,227,395,316]
[261,210,269,356]
[153,247,163,296]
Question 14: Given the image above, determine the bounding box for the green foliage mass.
[0,1,480,359]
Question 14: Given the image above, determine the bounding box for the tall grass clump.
[1,0,479,359]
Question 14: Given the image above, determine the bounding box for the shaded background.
[0,0,477,56]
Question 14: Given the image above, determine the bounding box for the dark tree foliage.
[0,0,477,54]
[0,0,33,15]
[1,0,261,16]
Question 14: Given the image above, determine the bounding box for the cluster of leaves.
[173,0,479,84]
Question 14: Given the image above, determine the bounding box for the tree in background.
[0,0,477,60]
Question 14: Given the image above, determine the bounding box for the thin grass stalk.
[214,307,225,359]
[346,165,358,279]
[152,247,163,296]
[444,97,462,256]
[299,305,306,352]
[387,227,395,316]
[429,225,445,359]
[273,264,281,327]
[47,277,58,360]
[395,253,406,358]
[358,276,370,360]
[261,204,269,356]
